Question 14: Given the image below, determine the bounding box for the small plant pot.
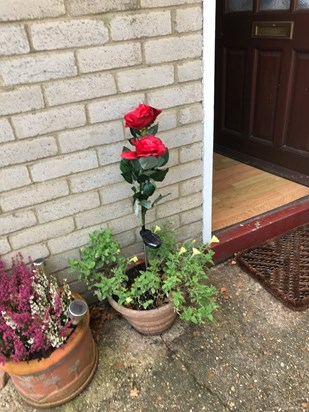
[108,296,177,335]
[0,293,98,409]
[108,254,177,335]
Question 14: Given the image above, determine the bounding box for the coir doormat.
[236,224,309,311]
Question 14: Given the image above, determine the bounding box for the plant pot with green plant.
[69,223,219,335]
[0,255,98,408]
[69,103,219,334]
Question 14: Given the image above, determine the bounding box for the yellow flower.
[129,256,139,263]
[178,246,187,255]
[154,225,161,233]
[125,297,133,303]
[210,235,220,244]
[192,248,201,256]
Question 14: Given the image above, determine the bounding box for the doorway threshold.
[211,196,309,263]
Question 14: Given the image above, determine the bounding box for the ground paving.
[0,260,308,412]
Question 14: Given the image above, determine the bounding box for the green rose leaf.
[147,124,159,135]
[143,182,156,198]
[134,199,139,217]
[136,174,149,184]
[157,149,169,167]
[152,193,171,207]
[140,199,152,209]
[121,172,133,184]
[139,156,159,170]
[149,168,169,182]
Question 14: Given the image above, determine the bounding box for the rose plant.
[120,104,169,228]
[0,255,72,363]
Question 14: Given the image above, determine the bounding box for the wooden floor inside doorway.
[212,153,309,232]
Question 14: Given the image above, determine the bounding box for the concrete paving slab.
[0,261,308,412]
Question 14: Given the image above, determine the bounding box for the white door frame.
[202,0,216,242]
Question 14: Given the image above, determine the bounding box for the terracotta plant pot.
[0,294,98,408]
[108,254,177,335]
[108,296,177,335]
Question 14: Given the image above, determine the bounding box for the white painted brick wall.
[180,176,203,196]
[0,180,69,212]
[0,136,58,167]
[110,11,171,41]
[157,192,202,219]
[58,121,124,153]
[116,65,174,93]
[0,119,15,143]
[0,25,30,55]
[66,0,140,16]
[10,217,75,249]
[44,73,116,106]
[12,105,86,138]
[30,151,98,182]
[141,0,197,6]
[0,0,204,297]
[179,142,202,163]
[160,124,202,149]
[100,182,132,205]
[77,43,142,73]
[181,206,202,225]
[1,244,50,267]
[0,239,10,255]
[37,192,100,223]
[75,199,132,229]
[69,164,123,193]
[177,60,202,82]
[0,211,37,236]
[145,34,202,64]
[178,103,203,125]
[0,86,44,116]
[148,82,202,109]
[88,93,145,124]
[0,0,65,21]
[0,52,77,86]
[0,166,31,192]
[48,225,104,255]
[175,7,203,33]
[30,19,109,51]
[97,142,124,165]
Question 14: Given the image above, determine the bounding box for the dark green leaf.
[157,149,169,167]
[139,156,159,170]
[149,168,169,182]
[137,174,149,183]
[121,172,133,184]
[143,182,156,197]
[130,128,138,138]
[147,124,158,135]
[152,193,171,207]
[140,200,152,209]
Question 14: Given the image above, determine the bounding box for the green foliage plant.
[69,224,219,325]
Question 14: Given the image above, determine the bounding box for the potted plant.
[70,103,219,334]
[0,255,98,408]
[69,223,219,335]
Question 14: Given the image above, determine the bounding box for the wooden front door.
[215,0,309,181]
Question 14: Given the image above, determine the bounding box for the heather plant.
[0,255,72,364]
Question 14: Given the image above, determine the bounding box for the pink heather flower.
[0,255,72,363]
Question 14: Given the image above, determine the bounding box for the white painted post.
[202,0,216,242]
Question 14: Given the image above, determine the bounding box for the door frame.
[202,0,216,243]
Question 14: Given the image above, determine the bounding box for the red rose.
[121,135,167,159]
[124,104,162,129]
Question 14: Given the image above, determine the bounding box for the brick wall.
[0,0,204,299]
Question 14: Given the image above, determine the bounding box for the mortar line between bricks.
[159,335,231,411]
